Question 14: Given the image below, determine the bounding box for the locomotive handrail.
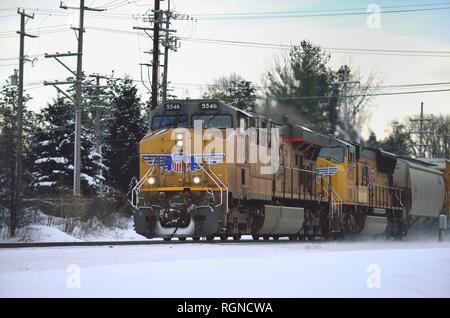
[282,166,343,223]
[207,160,229,215]
[368,183,404,209]
[197,161,226,209]
[200,160,230,231]
[368,183,404,191]
[208,160,228,214]
[130,166,155,209]
[316,176,343,223]
[283,166,318,175]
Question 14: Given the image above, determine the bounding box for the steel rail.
[0,239,319,249]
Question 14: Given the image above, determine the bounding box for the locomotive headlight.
[176,133,183,140]
[193,176,201,184]
[148,177,156,185]
[176,140,183,147]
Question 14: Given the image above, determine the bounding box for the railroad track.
[0,238,318,249]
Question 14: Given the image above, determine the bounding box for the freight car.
[131,99,448,240]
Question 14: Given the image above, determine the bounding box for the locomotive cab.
[132,99,264,239]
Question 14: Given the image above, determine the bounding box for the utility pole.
[409,102,434,158]
[161,0,170,105]
[151,0,161,110]
[44,1,105,196]
[88,73,113,195]
[73,0,85,197]
[133,0,186,112]
[11,9,36,237]
[331,67,360,141]
[419,102,424,157]
[93,75,102,194]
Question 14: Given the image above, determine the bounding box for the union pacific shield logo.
[316,167,338,179]
[142,153,224,174]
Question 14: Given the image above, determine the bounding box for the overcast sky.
[1,0,449,139]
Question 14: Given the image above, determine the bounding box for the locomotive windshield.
[319,147,345,163]
[151,115,188,130]
[192,114,233,129]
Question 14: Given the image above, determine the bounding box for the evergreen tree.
[262,40,334,133]
[104,78,146,194]
[379,121,411,156]
[262,40,378,139]
[0,81,34,216]
[31,97,104,195]
[366,131,380,149]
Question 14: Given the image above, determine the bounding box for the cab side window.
[348,148,355,164]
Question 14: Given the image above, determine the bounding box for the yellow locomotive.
[131,99,448,240]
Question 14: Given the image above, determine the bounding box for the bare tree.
[202,73,244,101]
[335,63,381,142]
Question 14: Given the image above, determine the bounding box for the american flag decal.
[368,166,376,185]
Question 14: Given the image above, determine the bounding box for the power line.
[189,2,450,16]
[258,88,450,101]
[0,24,70,35]
[180,37,450,58]
[84,26,450,58]
[2,1,449,21]
[13,77,450,92]
[2,23,447,58]
[15,79,450,98]
[192,6,450,20]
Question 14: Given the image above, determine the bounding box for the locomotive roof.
[288,125,335,147]
[153,99,260,119]
[152,99,347,148]
[397,155,439,167]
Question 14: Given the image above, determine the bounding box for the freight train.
[131,99,449,240]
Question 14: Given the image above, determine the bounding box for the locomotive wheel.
[252,235,260,240]
[178,237,186,241]
[288,235,296,241]
[263,235,270,241]
[272,236,279,241]
[220,235,228,241]
[206,235,215,241]
[192,237,200,241]
[232,234,241,241]
[163,238,171,241]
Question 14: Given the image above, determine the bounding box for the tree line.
[0,76,147,229]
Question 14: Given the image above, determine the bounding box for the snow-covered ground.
[0,211,145,243]
[1,239,450,297]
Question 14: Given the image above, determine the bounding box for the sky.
[0,0,449,139]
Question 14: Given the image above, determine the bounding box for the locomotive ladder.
[197,161,230,231]
[315,176,343,232]
[131,165,155,208]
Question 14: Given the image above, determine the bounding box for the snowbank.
[0,210,145,243]
[16,225,82,242]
